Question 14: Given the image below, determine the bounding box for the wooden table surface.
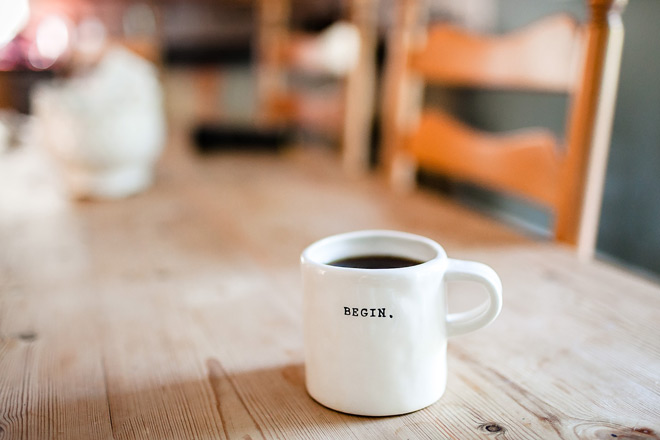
[1,127,660,439]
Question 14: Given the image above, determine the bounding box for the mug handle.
[444,258,503,338]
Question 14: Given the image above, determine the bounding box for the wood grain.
[1,69,659,439]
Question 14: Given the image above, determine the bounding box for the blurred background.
[1,0,658,278]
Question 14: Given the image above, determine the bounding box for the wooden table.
[1,133,659,439]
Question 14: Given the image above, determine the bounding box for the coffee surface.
[328,255,423,269]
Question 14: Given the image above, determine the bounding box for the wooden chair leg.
[194,67,222,122]
[390,152,418,193]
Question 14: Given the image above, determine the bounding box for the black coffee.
[328,255,424,269]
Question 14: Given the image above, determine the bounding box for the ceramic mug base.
[306,385,444,417]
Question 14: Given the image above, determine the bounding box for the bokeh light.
[35,14,71,60]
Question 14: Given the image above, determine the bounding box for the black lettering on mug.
[343,306,393,318]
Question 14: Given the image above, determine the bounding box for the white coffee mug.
[301,230,502,416]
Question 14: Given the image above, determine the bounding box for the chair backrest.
[381,0,627,259]
[256,0,378,174]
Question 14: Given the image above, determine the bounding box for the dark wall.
[595,0,660,277]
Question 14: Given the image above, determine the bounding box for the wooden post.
[342,0,378,175]
[555,0,627,259]
[194,68,222,122]
[380,0,426,190]
[255,0,290,127]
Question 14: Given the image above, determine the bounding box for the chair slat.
[268,92,344,134]
[410,15,583,92]
[406,109,562,206]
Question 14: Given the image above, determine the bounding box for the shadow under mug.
[300,230,503,416]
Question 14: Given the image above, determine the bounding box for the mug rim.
[300,229,447,273]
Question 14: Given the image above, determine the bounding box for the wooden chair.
[256,0,378,174]
[381,0,627,259]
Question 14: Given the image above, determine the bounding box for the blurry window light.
[77,17,108,58]
[0,0,30,48]
[123,3,157,37]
